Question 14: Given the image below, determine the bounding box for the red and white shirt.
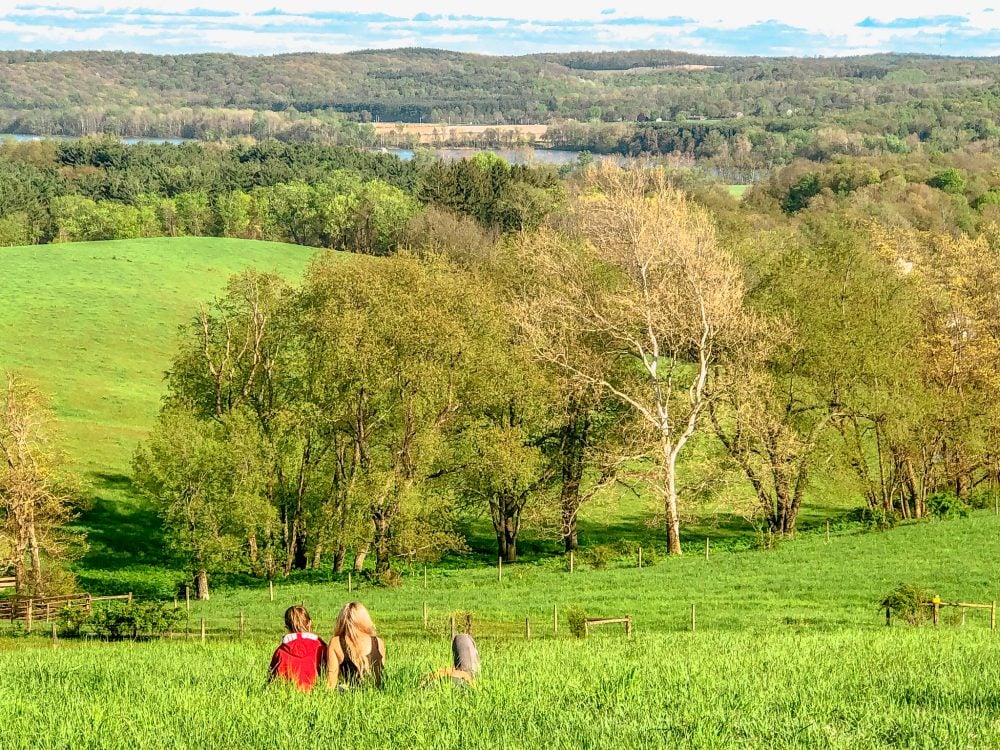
[269,632,327,691]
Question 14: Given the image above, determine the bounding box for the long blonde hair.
[334,601,377,676]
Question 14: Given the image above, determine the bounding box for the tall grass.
[1,631,998,749]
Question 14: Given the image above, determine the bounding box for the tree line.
[6,150,1000,598]
[124,162,1000,598]
[0,139,562,249]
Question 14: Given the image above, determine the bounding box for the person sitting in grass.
[327,601,386,689]
[267,605,328,691]
[419,633,481,688]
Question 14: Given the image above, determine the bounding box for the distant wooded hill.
[1,49,997,150]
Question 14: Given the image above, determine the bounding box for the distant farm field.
[0,237,316,473]
[374,121,549,144]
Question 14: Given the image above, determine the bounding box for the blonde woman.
[327,601,385,689]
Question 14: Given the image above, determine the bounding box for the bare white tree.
[520,164,749,554]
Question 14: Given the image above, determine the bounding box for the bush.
[963,487,996,512]
[57,605,90,637]
[362,568,402,588]
[61,602,183,639]
[881,583,936,626]
[564,605,588,638]
[849,506,900,531]
[927,492,970,519]
[583,545,615,570]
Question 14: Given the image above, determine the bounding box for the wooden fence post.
[626,616,633,637]
[637,547,642,568]
[992,601,997,632]
[45,603,50,622]
[423,565,427,589]
[26,599,32,634]
[268,580,274,601]
[498,557,502,582]
[422,601,428,628]
[525,618,531,640]
[826,520,831,542]
[691,603,696,632]
[86,595,92,614]
[583,620,589,638]
[553,605,558,636]
[128,592,133,605]
[449,615,456,639]
[51,621,57,644]
[174,596,178,610]
[569,551,574,573]
[239,611,245,639]
[348,572,352,594]
[932,599,940,627]
[705,538,710,561]
[200,618,206,642]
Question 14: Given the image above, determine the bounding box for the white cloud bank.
[0,2,998,55]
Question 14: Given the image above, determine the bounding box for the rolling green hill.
[0,237,316,472]
[0,238,317,574]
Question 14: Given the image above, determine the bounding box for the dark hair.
[284,605,312,633]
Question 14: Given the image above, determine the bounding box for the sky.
[0,1,998,57]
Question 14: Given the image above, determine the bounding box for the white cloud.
[1,0,999,55]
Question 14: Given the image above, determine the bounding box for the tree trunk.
[311,544,323,570]
[194,569,210,600]
[352,545,368,573]
[333,544,346,574]
[27,521,43,595]
[559,398,589,553]
[492,494,521,563]
[561,504,579,553]
[373,513,391,575]
[664,442,682,555]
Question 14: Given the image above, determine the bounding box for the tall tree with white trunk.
[521,165,750,554]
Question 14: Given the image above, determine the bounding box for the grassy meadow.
[3,237,1000,748]
[1,513,999,749]
[0,237,316,473]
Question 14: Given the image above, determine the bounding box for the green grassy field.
[0,238,317,582]
[2,237,1000,747]
[0,237,316,474]
[2,514,999,749]
[727,184,749,198]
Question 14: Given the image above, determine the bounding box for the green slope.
[0,238,317,575]
[0,237,316,473]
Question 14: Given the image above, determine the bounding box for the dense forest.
[2,49,999,171]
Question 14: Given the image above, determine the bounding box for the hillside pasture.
[0,237,316,473]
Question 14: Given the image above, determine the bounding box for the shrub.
[63,602,183,639]
[881,583,936,626]
[57,605,91,637]
[849,506,900,531]
[564,605,588,638]
[583,545,614,570]
[362,568,402,588]
[963,487,996,512]
[927,492,970,519]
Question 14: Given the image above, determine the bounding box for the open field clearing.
[373,122,549,145]
[0,238,316,473]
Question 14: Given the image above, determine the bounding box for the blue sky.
[0,1,997,56]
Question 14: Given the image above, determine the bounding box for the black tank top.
[338,635,384,687]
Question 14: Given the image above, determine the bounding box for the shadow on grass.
[71,473,181,598]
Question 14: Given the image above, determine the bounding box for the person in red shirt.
[268,605,328,691]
